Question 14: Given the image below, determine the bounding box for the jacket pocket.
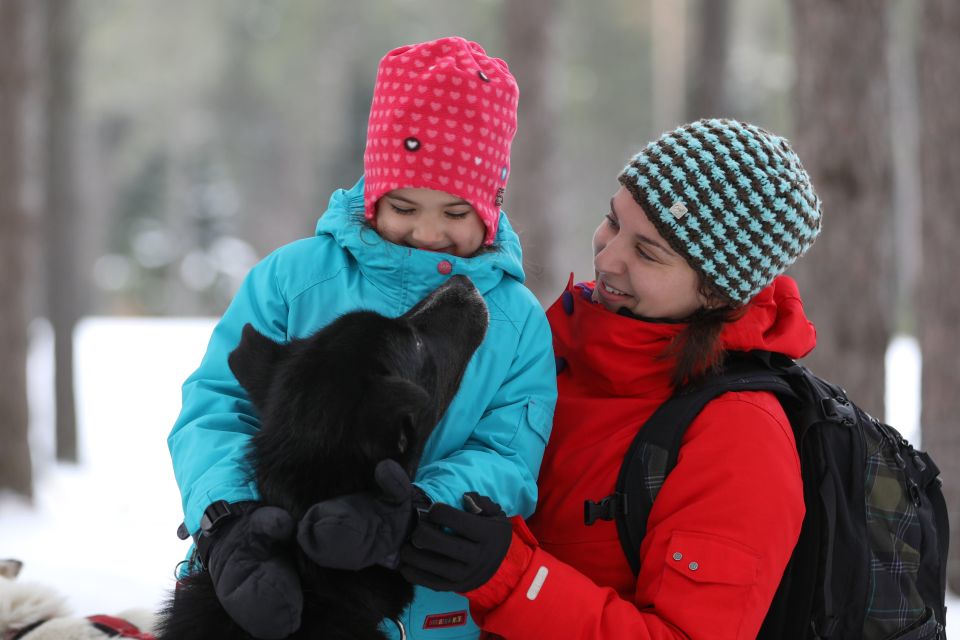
[523,399,552,443]
[653,531,761,639]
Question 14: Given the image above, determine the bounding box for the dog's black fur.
[157,275,488,640]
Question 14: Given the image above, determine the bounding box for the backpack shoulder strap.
[589,353,797,576]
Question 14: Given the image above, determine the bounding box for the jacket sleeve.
[167,252,289,533]
[467,394,804,640]
[414,304,557,519]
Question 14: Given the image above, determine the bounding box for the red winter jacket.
[465,275,815,639]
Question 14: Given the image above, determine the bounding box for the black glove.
[203,503,303,640]
[398,492,512,593]
[297,459,426,571]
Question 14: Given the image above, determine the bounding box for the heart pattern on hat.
[363,37,519,246]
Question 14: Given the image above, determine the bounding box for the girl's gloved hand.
[204,504,303,640]
[297,459,425,571]
[398,492,512,592]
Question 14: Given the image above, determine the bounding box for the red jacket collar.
[547,274,816,399]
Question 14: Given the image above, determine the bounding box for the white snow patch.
[1,317,215,615]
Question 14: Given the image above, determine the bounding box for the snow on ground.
[1,316,215,615]
[0,319,956,631]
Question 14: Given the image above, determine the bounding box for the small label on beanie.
[669,201,688,218]
[422,611,468,629]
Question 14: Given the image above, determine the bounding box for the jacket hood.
[547,274,816,399]
[315,177,525,297]
[717,275,816,357]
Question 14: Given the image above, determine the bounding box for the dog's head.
[0,560,72,635]
[228,275,488,506]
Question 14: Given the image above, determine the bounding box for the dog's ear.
[228,323,286,410]
[0,559,22,579]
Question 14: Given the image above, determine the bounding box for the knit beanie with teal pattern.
[618,118,822,306]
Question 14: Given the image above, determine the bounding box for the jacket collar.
[315,177,525,302]
[548,275,816,399]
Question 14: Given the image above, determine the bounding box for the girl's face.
[592,186,707,320]
[375,188,486,258]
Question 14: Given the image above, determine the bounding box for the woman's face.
[592,187,707,320]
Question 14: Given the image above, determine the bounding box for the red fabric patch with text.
[422,610,468,629]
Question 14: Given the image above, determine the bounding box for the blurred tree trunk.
[916,0,960,592]
[45,0,81,461]
[686,0,731,120]
[788,0,893,418]
[885,0,921,335]
[502,0,560,303]
[0,0,34,498]
[650,0,688,133]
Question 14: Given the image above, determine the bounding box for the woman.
[397,118,822,639]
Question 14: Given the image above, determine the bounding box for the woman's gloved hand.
[297,459,428,570]
[398,492,512,592]
[202,503,303,640]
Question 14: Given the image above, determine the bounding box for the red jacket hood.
[547,274,816,399]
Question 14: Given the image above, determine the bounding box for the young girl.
[397,118,823,639]
[167,37,556,640]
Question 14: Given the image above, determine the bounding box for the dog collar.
[87,615,155,639]
[6,616,155,640]
[6,620,45,640]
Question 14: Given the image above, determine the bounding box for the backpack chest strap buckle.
[584,493,626,525]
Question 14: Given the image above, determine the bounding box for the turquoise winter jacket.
[168,178,557,639]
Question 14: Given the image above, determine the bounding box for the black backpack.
[583,351,949,639]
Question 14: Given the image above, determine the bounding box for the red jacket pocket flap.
[663,531,760,586]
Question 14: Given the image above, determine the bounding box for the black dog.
[157,275,488,640]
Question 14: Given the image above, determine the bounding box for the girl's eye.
[605,213,619,230]
[390,204,415,215]
[445,210,469,219]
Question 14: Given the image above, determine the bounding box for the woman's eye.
[635,245,655,262]
[445,210,469,219]
[605,213,619,229]
[391,204,415,215]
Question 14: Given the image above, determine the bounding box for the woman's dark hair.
[665,282,744,389]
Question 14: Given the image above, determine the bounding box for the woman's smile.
[595,278,632,303]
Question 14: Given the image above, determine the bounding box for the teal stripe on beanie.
[660,134,782,275]
[643,142,753,288]
[675,128,797,269]
[617,118,822,305]
[649,125,790,292]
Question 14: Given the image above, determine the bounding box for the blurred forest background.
[1,0,959,588]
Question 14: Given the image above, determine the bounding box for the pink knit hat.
[363,37,519,246]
